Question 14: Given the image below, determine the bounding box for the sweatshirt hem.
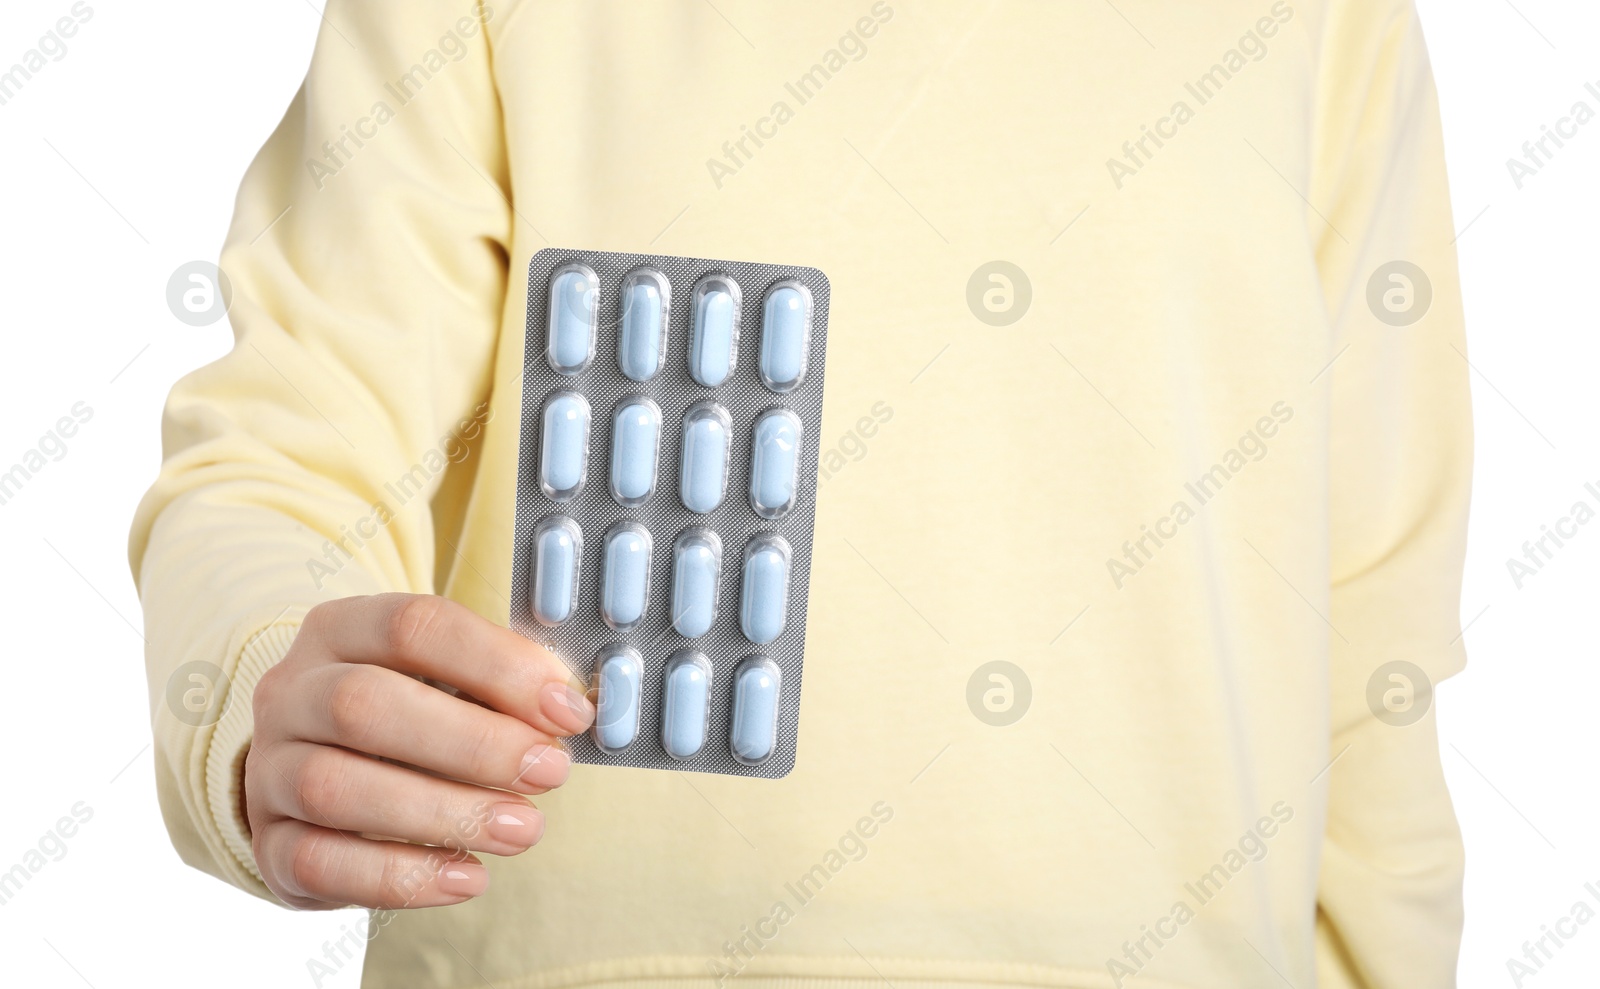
[416,955,1200,989]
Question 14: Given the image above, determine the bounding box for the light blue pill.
[530,517,580,625]
[593,648,642,753]
[660,652,711,759]
[730,659,781,763]
[671,530,722,638]
[609,398,661,506]
[679,404,730,514]
[759,285,809,392]
[547,266,597,374]
[619,273,667,381]
[600,524,651,629]
[689,279,738,386]
[749,409,801,519]
[539,391,590,501]
[740,535,791,645]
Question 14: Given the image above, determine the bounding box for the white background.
[0,1,1594,986]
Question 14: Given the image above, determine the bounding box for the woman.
[132,1,1470,986]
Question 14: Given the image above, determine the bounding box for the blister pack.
[508,248,830,778]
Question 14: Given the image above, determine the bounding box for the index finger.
[301,593,594,737]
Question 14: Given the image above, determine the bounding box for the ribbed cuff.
[204,615,306,897]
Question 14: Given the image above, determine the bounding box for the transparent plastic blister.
[729,656,782,766]
[510,248,829,779]
[598,522,652,631]
[670,527,723,639]
[608,397,662,508]
[739,533,792,646]
[757,280,813,393]
[618,268,671,382]
[546,263,599,374]
[679,401,732,514]
[660,650,713,760]
[748,408,802,520]
[529,516,583,626]
[688,274,742,387]
[537,391,591,502]
[591,644,643,754]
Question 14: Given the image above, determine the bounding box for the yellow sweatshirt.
[130,1,1471,987]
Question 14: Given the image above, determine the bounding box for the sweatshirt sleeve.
[128,0,511,900]
[1307,1,1471,985]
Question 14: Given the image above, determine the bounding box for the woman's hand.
[243,593,593,910]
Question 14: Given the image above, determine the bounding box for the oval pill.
[609,398,661,507]
[600,523,652,630]
[538,391,590,502]
[618,271,668,381]
[592,647,643,753]
[740,534,791,645]
[749,409,802,519]
[759,283,810,392]
[688,276,739,386]
[529,517,581,626]
[671,529,722,638]
[679,403,731,514]
[730,658,781,763]
[660,651,711,759]
[546,265,597,374]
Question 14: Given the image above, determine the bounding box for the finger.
[302,594,594,737]
[256,817,489,911]
[260,742,545,856]
[282,663,571,792]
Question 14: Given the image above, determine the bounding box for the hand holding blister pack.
[509,248,829,778]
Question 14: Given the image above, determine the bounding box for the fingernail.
[486,802,545,848]
[436,860,488,897]
[540,681,595,733]
[517,743,571,789]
